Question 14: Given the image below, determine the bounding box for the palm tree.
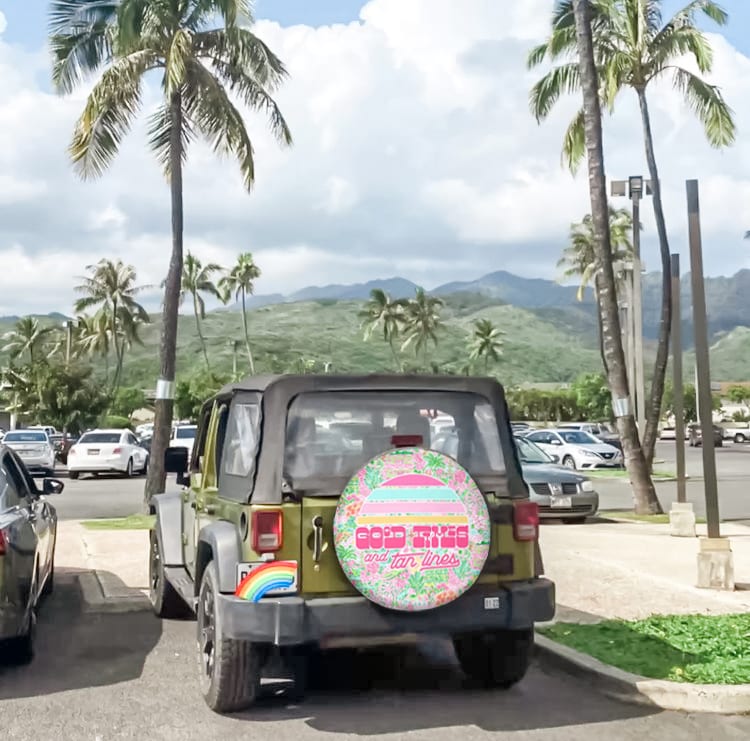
[528,0,735,468]
[1,317,54,365]
[75,311,113,383]
[359,289,406,370]
[570,0,661,514]
[49,1,292,500]
[558,206,635,371]
[179,252,225,371]
[220,253,261,374]
[401,289,445,369]
[469,319,504,373]
[74,258,150,394]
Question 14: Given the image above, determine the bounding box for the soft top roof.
[217,373,507,398]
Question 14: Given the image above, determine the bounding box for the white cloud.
[0,0,748,317]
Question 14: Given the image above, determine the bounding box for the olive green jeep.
[149,374,555,713]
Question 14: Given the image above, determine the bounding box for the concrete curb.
[77,571,151,614]
[534,632,750,715]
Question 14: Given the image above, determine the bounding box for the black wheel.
[69,471,80,480]
[562,455,576,469]
[197,561,268,713]
[141,455,150,475]
[454,629,533,689]
[149,530,187,619]
[125,458,134,478]
[4,609,36,666]
[735,433,747,444]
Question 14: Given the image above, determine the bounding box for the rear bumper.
[216,578,555,646]
[68,457,126,473]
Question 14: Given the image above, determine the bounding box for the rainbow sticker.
[333,448,490,612]
[235,560,298,602]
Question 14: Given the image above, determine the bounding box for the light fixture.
[628,175,644,196]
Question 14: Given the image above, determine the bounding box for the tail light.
[0,530,7,556]
[113,447,122,454]
[513,501,539,542]
[251,509,283,553]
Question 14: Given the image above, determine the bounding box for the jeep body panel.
[152,491,183,566]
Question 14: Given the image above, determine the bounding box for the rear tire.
[197,561,267,713]
[735,433,746,444]
[454,628,533,689]
[125,459,134,478]
[69,471,80,480]
[562,456,576,469]
[149,530,187,619]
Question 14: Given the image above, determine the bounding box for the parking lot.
[52,440,750,523]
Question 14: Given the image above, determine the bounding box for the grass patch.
[540,614,750,684]
[586,469,677,480]
[82,514,155,530]
[602,510,707,524]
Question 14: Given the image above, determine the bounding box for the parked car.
[0,447,63,663]
[687,423,724,448]
[721,424,750,444]
[1,430,56,477]
[149,374,554,712]
[556,422,622,452]
[26,425,57,437]
[515,435,599,522]
[67,429,150,479]
[524,428,623,470]
[170,424,197,461]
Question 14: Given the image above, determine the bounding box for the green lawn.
[541,614,750,684]
[81,514,155,530]
[602,510,707,525]
[585,469,678,480]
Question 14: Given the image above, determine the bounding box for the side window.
[214,403,231,476]
[0,465,18,509]
[4,454,31,502]
[128,433,138,446]
[222,403,261,479]
[190,406,212,473]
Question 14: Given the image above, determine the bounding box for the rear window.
[79,433,121,444]
[4,432,47,443]
[283,391,505,489]
[175,427,196,439]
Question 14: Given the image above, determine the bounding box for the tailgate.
[300,497,358,596]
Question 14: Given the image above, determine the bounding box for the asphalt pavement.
[2,574,749,740]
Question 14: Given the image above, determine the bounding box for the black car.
[688,423,724,448]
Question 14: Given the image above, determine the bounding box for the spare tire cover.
[333,446,491,612]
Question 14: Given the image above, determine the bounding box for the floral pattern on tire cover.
[333,446,491,611]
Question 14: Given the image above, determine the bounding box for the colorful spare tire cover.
[333,447,491,612]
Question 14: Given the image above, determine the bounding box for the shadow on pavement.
[240,636,659,734]
[0,570,162,700]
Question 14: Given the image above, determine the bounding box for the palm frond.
[528,62,581,122]
[146,99,195,176]
[166,28,193,95]
[672,67,735,147]
[50,22,115,93]
[187,0,253,30]
[561,108,586,174]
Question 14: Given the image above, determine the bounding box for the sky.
[0,1,749,315]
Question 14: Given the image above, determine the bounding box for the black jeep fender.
[195,520,243,595]
[151,492,183,566]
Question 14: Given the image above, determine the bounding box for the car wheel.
[453,629,533,689]
[197,561,268,713]
[141,455,150,475]
[735,433,747,444]
[125,458,134,478]
[5,607,36,666]
[562,455,576,469]
[149,530,187,619]
[69,471,80,480]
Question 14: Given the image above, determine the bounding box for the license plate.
[235,561,298,600]
[551,496,572,508]
[88,449,100,456]
[484,597,500,610]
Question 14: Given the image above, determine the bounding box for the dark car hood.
[521,463,586,484]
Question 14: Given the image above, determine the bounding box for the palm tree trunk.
[388,336,400,371]
[145,90,184,505]
[593,278,608,375]
[636,88,672,470]
[110,299,121,396]
[193,293,210,371]
[572,0,661,514]
[241,290,255,374]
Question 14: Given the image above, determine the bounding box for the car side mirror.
[165,446,190,485]
[43,478,64,495]
[550,439,562,446]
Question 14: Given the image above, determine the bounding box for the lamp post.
[611,177,651,438]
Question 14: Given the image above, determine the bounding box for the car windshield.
[79,432,121,444]
[284,390,505,490]
[515,436,552,464]
[3,431,47,443]
[559,430,599,445]
[175,427,196,439]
